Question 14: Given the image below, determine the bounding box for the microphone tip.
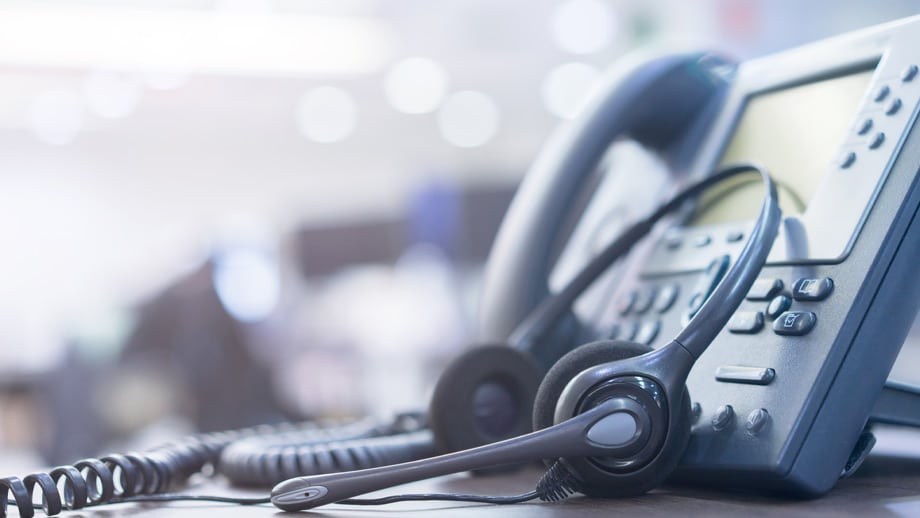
[271,477,330,511]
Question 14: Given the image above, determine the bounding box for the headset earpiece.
[428,344,544,454]
[532,339,692,497]
[532,340,652,435]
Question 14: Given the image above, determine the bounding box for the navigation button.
[773,311,817,336]
[765,294,792,320]
[792,277,834,301]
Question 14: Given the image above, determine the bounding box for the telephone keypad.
[792,277,834,301]
[773,311,817,336]
[765,294,792,320]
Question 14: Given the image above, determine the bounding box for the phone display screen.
[691,69,875,226]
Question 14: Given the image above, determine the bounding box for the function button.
[869,132,886,149]
[728,311,764,334]
[712,405,735,432]
[792,277,834,301]
[634,320,661,345]
[726,230,745,243]
[747,278,783,300]
[773,311,817,336]
[839,151,856,169]
[857,118,873,135]
[665,235,682,250]
[873,84,890,102]
[632,287,657,315]
[653,284,680,313]
[886,98,902,116]
[746,408,771,434]
[839,151,858,168]
[902,64,919,82]
[715,365,775,385]
[765,294,792,320]
[694,235,712,247]
[616,291,637,315]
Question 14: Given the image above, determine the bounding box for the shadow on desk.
[6,427,920,518]
[54,453,919,518]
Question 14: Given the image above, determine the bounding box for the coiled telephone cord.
[0,414,429,518]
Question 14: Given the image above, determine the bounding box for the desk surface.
[8,427,920,517]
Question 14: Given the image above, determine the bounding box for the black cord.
[339,491,539,506]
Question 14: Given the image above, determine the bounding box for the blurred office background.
[1,0,919,468]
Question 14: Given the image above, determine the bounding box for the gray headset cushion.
[428,344,544,454]
[532,340,653,433]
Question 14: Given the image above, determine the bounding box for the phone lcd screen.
[691,69,875,226]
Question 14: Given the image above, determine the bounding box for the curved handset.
[481,52,733,359]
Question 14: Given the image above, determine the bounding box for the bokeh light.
[296,86,359,143]
[82,70,142,119]
[551,0,617,54]
[27,89,85,145]
[541,61,601,119]
[437,90,500,148]
[384,57,449,114]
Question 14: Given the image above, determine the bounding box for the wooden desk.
[13,426,916,518]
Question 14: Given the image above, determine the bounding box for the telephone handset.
[481,52,731,365]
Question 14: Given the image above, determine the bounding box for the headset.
[269,161,781,510]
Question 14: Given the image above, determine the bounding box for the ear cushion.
[533,340,653,433]
[428,344,544,454]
